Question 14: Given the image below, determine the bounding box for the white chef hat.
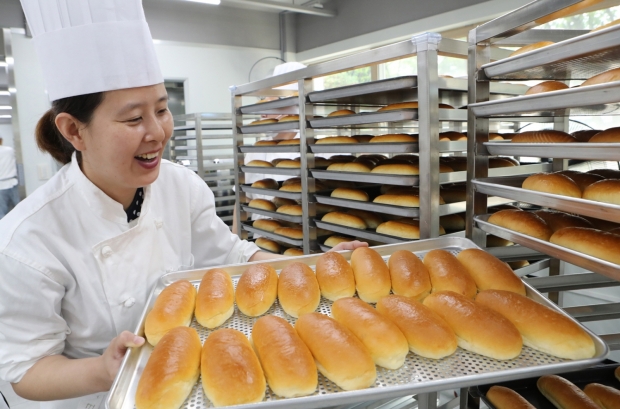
[272,62,307,91]
[20,0,163,102]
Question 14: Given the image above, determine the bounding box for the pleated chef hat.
[20,0,163,101]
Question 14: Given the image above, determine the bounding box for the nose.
[144,112,170,143]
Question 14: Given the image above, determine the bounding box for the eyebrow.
[118,95,169,116]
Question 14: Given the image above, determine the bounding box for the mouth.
[134,151,159,163]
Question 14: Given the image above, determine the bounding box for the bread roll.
[525,80,568,95]
[278,183,301,193]
[253,219,282,232]
[373,194,421,207]
[509,260,530,269]
[523,171,583,196]
[557,170,604,191]
[456,249,525,295]
[144,280,196,346]
[489,133,505,141]
[324,235,354,247]
[202,329,266,407]
[486,386,535,409]
[275,160,301,168]
[235,264,278,316]
[439,131,467,141]
[509,41,554,57]
[584,179,620,204]
[331,187,369,201]
[248,198,277,212]
[537,375,599,409]
[533,210,593,232]
[283,248,304,257]
[332,297,408,369]
[476,290,596,359]
[251,178,279,190]
[250,118,278,125]
[440,213,465,231]
[377,220,421,239]
[370,134,418,143]
[589,168,620,179]
[588,127,620,143]
[295,312,376,390]
[582,67,620,87]
[255,237,281,253]
[328,109,356,116]
[584,383,620,409]
[550,227,620,264]
[489,209,553,241]
[351,134,373,143]
[195,269,234,329]
[135,327,201,409]
[572,129,600,142]
[423,249,477,299]
[321,211,365,229]
[271,197,295,209]
[251,316,317,398]
[487,234,514,247]
[439,103,454,108]
[254,140,277,146]
[276,138,300,145]
[376,295,457,359]
[424,291,522,359]
[489,157,517,168]
[378,101,419,111]
[282,177,301,186]
[440,187,466,203]
[246,159,274,167]
[277,204,302,215]
[583,215,620,232]
[346,209,382,229]
[511,130,576,143]
[277,262,320,318]
[327,162,372,173]
[371,163,419,175]
[274,227,303,239]
[316,136,358,144]
[350,247,392,303]
[315,252,356,301]
[591,18,620,32]
[279,115,299,122]
[388,250,431,300]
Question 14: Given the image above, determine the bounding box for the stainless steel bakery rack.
[231,33,529,255]
[466,1,620,406]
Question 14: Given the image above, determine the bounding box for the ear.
[55,113,87,151]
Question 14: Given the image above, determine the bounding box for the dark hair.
[36,92,105,164]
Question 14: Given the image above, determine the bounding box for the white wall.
[0,124,13,147]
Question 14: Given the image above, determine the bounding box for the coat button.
[101,246,113,258]
[123,297,136,308]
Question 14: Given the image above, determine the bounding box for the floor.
[0,382,39,409]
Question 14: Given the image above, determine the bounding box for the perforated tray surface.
[107,238,608,409]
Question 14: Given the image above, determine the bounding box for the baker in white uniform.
[0,2,365,409]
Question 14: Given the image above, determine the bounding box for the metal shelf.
[239,121,301,134]
[240,166,301,176]
[484,141,620,161]
[241,205,302,223]
[239,184,302,200]
[241,221,303,246]
[310,169,420,186]
[239,96,298,114]
[238,145,300,153]
[309,141,467,154]
[525,273,620,293]
[309,108,467,129]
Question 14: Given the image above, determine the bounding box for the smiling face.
[77,84,173,207]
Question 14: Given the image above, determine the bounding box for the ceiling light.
[185,0,221,4]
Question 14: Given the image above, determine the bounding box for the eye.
[158,108,169,115]
[126,117,142,123]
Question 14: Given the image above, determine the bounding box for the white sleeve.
[188,172,260,267]
[0,253,67,383]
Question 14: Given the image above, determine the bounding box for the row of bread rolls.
[523,169,620,204]
[324,102,456,118]
[509,128,620,143]
[253,138,301,146]
[247,156,330,169]
[249,115,300,126]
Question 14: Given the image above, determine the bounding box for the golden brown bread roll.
[254,140,278,146]
[278,114,299,122]
[439,131,467,141]
[489,157,518,168]
[135,327,201,409]
[489,133,505,141]
[272,197,296,208]
[588,168,620,179]
[322,211,366,229]
[388,250,431,300]
[550,227,620,264]
[556,170,604,191]
[195,269,234,329]
[144,280,196,346]
[424,291,522,360]
[283,248,304,257]
[276,160,301,168]
[486,386,535,409]
[255,237,282,253]
[277,262,320,318]
[295,312,376,391]
[488,209,553,241]
[328,109,356,117]
[202,328,266,407]
[525,80,569,95]
[324,235,354,248]
[315,251,356,301]
[373,194,420,207]
[251,316,317,398]
[537,375,599,409]
[279,183,301,192]
[282,177,301,186]
[246,159,274,167]
[332,297,409,369]
[376,295,457,359]
[582,67,620,87]
[476,290,595,359]
[584,383,620,409]
[370,134,418,143]
[331,187,369,201]
[523,172,582,197]
[277,204,302,215]
[253,219,282,232]
[235,264,278,316]
[440,213,465,231]
[533,210,593,232]
[591,18,620,32]
[274,227,303,239]
[248,198,277,212]
[315,136,358,144]
[327,162,373,173]
[423,249,477,299]
[251,178,279,189]
[583,179,620,204]
[250,118,278,125]
[588,127,620,143]
[511,130,576,143]
[378,101,419,111]
[509,41,554,57]
[277,138,301,145]
[572,129,601,142]
[371,163,419,175]
[377,220,421,239]
[456,249,525,295]
[350,247,392,303]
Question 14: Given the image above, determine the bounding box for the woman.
[0,2,365,408]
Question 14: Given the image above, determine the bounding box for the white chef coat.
[0,153,259,408]
[0,146,18,190]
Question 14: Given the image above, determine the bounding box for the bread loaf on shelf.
[509,41,554,57]
[202,329,266,407]
[322,211,367,229]
[255,237,281,253]
[424,291,523,360]
[476,290,595,359]
[583,179,620,204]
[295,312,376,391]
[371,163,419,175]
[347,209,383,229]
[274,227,304,239]
[144,280,196,346]
[135,327,201,409]
[584,383,620,409]
[533,210,593,232]
[439,131,467,141]
[550,227,620,264]
[378,101,419,111]
[581,67,620,87]
[572,129,601,142]
[235,264,278,316]
[283,248,304,257]
[350,247,392,303]
[275,159,301,168]
[251,178,279,190]
[486,386,535,409]
[315,136,358,144]
[556,170,604,191]
[323,235,355,248]
[388,250,431,300]
[278,114,299,122]
[327,162,373,173]
[488,209,553,241]
[254,140,277,146]
[272,197,297,208]
[328,109,356,117]
[277,262,321,318]
[588,126,620,143]
[195,269,234,329]
[248,198,277,212]
[456,249,525,295]
[370,134,418,143]
[423,249,477,299]
[315,251,356,301]
[511,130,576,143]
[525,80,569,95]
[331,187,369,202]
[537,375,599,409]
[376,294,457,359]
[250,118,278,125]
[277,138,300,145]
[246,159,274,167]
[253,219,282,232]
[277,204,302,215]
[251,316,317,398]
[588,168,620,179]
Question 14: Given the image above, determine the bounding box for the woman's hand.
[329,240,368,252]
[100,331,145,387]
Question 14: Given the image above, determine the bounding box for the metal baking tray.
[484,141,620,161]
[469,82,620,118]
[309,109,467,128]
[241,221,303,247]
[239,145,300,154]
[108,236,608,409]
[310,170,420,186]
[471,362,620,409]
[473,176,620,223]
[240,184,302,200]
[475,214,620,281]
[309,141,467,154]
[240,97,298,114]
[240,121,301,134]
[241,205,303,224]
[241,166,302,176]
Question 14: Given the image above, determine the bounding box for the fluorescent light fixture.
[0,62,7,67]
[0,91,9,96]
[0,106,12,109]
[0,115,11,119]
[185,0,221,4]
